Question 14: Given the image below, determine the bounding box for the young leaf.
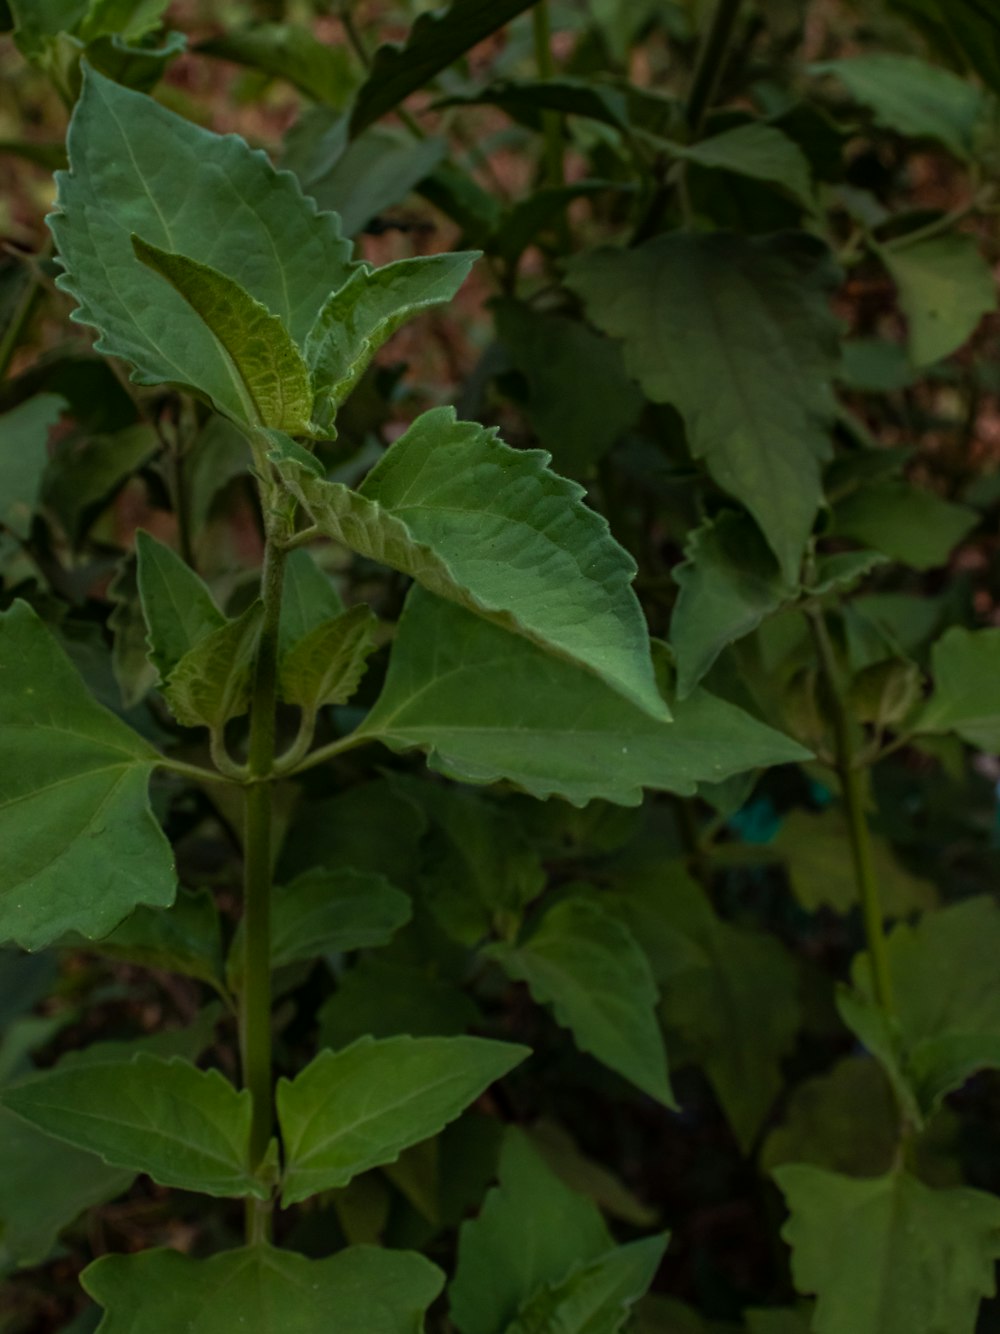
[775,1165,1000,1334]
[275,407,665,719]
[0,394,65,539]
[0,600,175,951]
[83,1243,445,1334]
[567,233,840,581]
[832,480,977,570]
[305,253,477,434]
[163,602,262,730]
[349,0,538,135]
[916,627,1000,748]
[883,234,997,368]
[131,236,314,432]
[487,896,674,1107]
[135,530,226,679]
[51,67,354,398]
[450,1128,611,1334]
[355,587,809,808]
[670,123,814,207]
[278,1035,528,1205]
[1,1054,264,1198]
[278,604,377,711]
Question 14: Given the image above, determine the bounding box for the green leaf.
[135,530,226,679]
[505,1234,669,1334]
[77,0,170,43]
[318,958,480,1048]
[74,888,224,989]
[131,235,314,432]
[196,23,359,107]
[774,1165,1000,1334]
[776,808,937,918]
[0,601,175,951]
[356,588,809,808]
[277,407,665,719]
[278,604,377,711]
[488,897,673,1107]
[83,1243,445,1333]
[451,1127,612,1334]
[265,868,411,974]
[51,68,353,401]
[305,253,477,434]
[916,627,1000,748]
[163,601,262,730]
[279,777,427,884]
[812,54,985,159]
[888,0,1000,95]
[0,394,65,539]
[2,1054,264,1198]
[349,0,537,136]
[883,234,997,368]
[278,1035,528,1206]
[567,233,839,581]
[670,511,798,699]
[45,423,159,542]
[493,299,643,477]
[278,547,345,654]
[671,123,814,207]
[833,479,978,569]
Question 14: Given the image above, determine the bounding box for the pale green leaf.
[51,68,353,398]
[278,547,345,655]
[488,897,673,1107]
[2,1054,264,1198]
[567,233,839,580]
[197,23,359,107]
[278,604,377,711]
[276,407,665,719]
[672,123,814,206]
[278,1035,528,1205]
[163,601,262,730]
[883,235,997,367]
[305,253,477,434]
[78,0,169,43]
[135,529,226,679]
[356,588,809,808]
[0,600,175,951]
[833,479,977,570]
[775,1165,1000,1334]
[917,627,1000,748]
[132,235,314,432]
[82,1243,445,1333]
[505,1234,669,1334]
[0,394,65,539]
[451,1127,611,1334]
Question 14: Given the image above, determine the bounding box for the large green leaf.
[883,235,997,368]
[832,479,978,570]
[51,68,353,402]
[0,394,65,539]
[275,408,665,719]
[305,254,477,434]
[83,1243,445,1334]
[349,0,538,135]
[0,600,175,951]
[505,1234,669,1334]
[775,1165,1000,1334]
[451,1128,612,1334]
[2,1054,264,1198]
[916,627,1000,748]
[131,236,314,432]
[567,233,839,580]
[355,588,808,808]
[278,1035,528,1205]
[135,530,226,678]
[487,897,673,1107]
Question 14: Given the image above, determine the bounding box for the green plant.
[3,1,1000,1332]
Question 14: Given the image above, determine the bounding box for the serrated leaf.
[305,253,477,434]
[2,1054,263,1198]
[278,603,377,711]
[82,1243,445,1334]
[131,235,314,432]
[135,530,226,679]
[51,68,353,401]
[163,601,261,730]
[349,0,537,136]
[488,897,673,1107]
[356,587,809,808]
[278,1035,528,1205]
[0,394,65,539]
[832,479,977,570]
[567,233,839,581]
[671,123,814,207]
[276,407,665,719]
[670,511,798,699]
[0,600,175,951]
[451,1128,612,1334]
[775,1165,1000,1334]
[197,23,358,108]
[883,235,997,368]
[916,627,1000,748]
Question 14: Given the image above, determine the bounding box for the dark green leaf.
[267,868,410,973]
[135,530,226,679]
[888,0,1000,94]
[45,422,159,542]
[833,480,977,570]
[77,889,225,989]
[278,547,345,655]
[883,234,997,367]
[671,123,814,206]
[917,627,1000,748]
[197,24,358,107]
[318,958,480,1048]
[162,601,262,730]
[506,1234,669,1334]
[0,394,65,539]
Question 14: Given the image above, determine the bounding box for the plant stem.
[808,609,896,1019]
[532,1,564,188]
[240,526,288,1244]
